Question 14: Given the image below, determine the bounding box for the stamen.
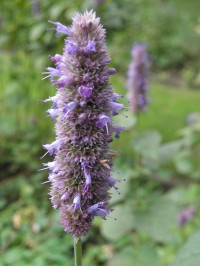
[105,123,109,135]
[40,151,49,159]
[41,180,50,184]
[38,167,49,171]
[41,75,50,80]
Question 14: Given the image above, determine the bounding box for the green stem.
[74,237,82,266]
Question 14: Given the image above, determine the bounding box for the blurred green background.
[1,0,200,265]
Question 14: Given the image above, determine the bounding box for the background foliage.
[1,0,200,265]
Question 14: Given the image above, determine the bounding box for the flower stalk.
[74,238,82,266]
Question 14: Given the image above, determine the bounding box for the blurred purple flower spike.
[127,43,149,113]
[178,206,196,227]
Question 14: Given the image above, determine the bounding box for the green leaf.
[172,231,200,266]
[134,197,178,244]
[133,131,162,169]
[108,247,135,266]
[175,158,193,174]
[133,131,162,154]
[137,245,159,266]
[157,140,183,163]
[174,152,193,174]
[166,183,200,205]
[101,204,134,241]
[29,24,46,41]
[0,116,16,136]
[108,245,158,266]
[49,3,67,19]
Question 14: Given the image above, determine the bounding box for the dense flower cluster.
[127,44,149,113]
[41,11,125,237]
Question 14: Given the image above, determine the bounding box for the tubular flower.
[127,44,149,113]
[42,11,124,237]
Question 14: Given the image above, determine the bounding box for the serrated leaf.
[134,197,178,243]
[172,231,200,266]
[101,204,134,241]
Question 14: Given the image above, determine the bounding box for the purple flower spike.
[48,20,71,37]
[78,85,93,98]
[178,206,196,227]
[127,43,149,113]
[187,206,196,219]
[85,40,96,54]
[42,11,124,238]
[92,0,105,8]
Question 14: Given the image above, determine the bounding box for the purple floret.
[48,20,71,37]
[66,41,78,55]
[85,40,96,54]
[78,85,93,98]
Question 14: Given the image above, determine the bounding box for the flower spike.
[41,11,124,237]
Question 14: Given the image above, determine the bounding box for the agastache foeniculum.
[41,11,125,237]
